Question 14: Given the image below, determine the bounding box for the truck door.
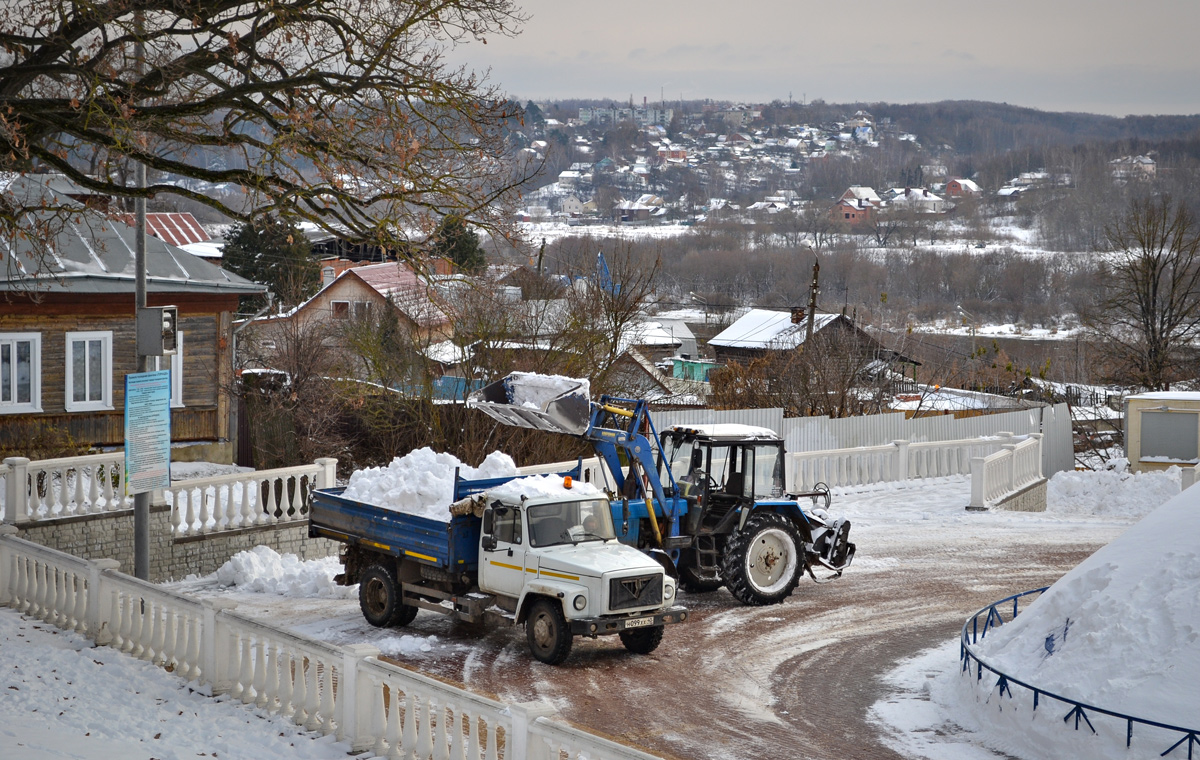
[479,505,529,598]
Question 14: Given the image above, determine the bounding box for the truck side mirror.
[482,535,498,551]
[622,498,630,533]
[482,507,494,534]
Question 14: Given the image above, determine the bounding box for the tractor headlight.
[573,594,587,611]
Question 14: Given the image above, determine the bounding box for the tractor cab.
[660,424,786,534]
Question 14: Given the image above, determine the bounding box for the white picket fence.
[968,434,1045,509]
[1,454,337,538]
[0,529,662,760]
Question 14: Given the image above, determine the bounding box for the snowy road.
[172,475,1146,760]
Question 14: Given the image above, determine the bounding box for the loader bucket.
[468,372,592,436]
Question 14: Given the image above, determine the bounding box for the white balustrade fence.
[0,529,663,760]
[1,454,338,539]
[968,435,1044,509]
[167,458,337,538]
[787,433,1028,492]
[2,453,129,524]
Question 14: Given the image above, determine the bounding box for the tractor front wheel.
[722,512,803,605]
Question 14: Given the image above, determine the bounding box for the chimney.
[791,307,806,324]
[322,266,336,288]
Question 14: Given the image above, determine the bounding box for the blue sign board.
[124,370,172,495]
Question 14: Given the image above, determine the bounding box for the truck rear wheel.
[722,511,802,606]
[619,625,664,655]
[525,598,573,665]
[359,565,418,628]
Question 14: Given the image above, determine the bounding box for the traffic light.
[136,305,178,357]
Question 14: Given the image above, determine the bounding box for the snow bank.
[215,546,354,598]
[341,447,517,520]
[507,371,589,410]
[961,482,1200,755]
[1047,459,1179,518]
[485,473,601,502]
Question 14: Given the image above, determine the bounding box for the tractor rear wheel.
[722,512,803,605]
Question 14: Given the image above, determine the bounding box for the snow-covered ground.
[3,464,1190,759]
[0,609,353,760]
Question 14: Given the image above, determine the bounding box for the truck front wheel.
[722,511,802,605]
[359,565,418,628]
[525,598,573,665]
[619,625,664,655]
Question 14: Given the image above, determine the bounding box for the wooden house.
[0,175,264,460]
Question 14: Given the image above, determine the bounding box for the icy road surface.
[171,475,1145,760]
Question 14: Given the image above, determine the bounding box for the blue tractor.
[469,373,855,606]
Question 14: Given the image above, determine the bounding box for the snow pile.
[507,372,590,410]
[0,608,353,760]
[341,447,517,519]
[215,546,354,598]
[1047,458,1179,518]
[485,473,601,502]
[959,484,1200,757]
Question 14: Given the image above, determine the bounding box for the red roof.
[144,213,210,246]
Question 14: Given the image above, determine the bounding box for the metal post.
[133,17,150,581]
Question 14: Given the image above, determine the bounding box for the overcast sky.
[444,0,1200,117]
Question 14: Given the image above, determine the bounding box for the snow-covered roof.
[709,309,839,350]
[1127,391,1200,402]
[667,423,780,440]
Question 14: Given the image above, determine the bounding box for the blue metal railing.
[960,588,1200,759]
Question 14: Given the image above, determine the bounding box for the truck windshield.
[527,499,616,547]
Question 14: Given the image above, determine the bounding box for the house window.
[331,301,350,320]
[65,331,113,412]
[151,330,184,408]
[845,213,851,219]
[0,332,41,413]
[353,301,371,320]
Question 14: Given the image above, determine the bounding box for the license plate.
[624,616,653,628]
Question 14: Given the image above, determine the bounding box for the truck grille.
[608,574,663,611]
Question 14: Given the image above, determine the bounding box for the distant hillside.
[866,100,1200,155]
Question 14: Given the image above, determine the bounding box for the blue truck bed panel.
[309,487,481,572]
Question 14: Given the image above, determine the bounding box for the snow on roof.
[709,309,838,350]
[950,178,982,192]
[422,340,470,366]
[1126,391,1200,402]
[668,423,780,440]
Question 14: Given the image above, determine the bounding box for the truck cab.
[478,488,684,663]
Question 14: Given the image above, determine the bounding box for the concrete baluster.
[250,639,267,707]
[161,607,178,669]
[238,637,256,704]
[433,699,450,759]
[385,684,404,760]
[258,640,277,710]
[276,648,294,718]
[403,691,419,758]
[183,613,202,681]
[303,657,321,730]
[483,714,498,760]
[290,655,308,727]
[319,662,336,734]
[370,679,389,758]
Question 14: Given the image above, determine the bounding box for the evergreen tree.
[431,215,485,273]
[222,217,318,311]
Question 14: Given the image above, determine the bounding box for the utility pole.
[805,258,820,342]
[132,14,151,581]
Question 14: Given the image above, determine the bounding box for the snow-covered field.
[3,464,1192,759]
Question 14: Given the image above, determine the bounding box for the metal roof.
[0,175,263,296]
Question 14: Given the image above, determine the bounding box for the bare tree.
[1083,196,1200,390]
[0,0,529,270]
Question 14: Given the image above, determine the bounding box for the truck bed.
[308,487,481,572]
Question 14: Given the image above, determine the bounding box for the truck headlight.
[664,583,675,600]
[573,594,587,611]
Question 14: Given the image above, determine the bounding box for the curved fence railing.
[960,588,1200,758]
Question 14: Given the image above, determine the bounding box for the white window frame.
[0,332,42,413]
[331,300,350,320]
[64,330,113,412]
[151,330,184,408]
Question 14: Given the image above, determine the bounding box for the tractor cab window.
[752,444,785,498]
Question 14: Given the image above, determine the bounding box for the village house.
[0,175,264,461]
